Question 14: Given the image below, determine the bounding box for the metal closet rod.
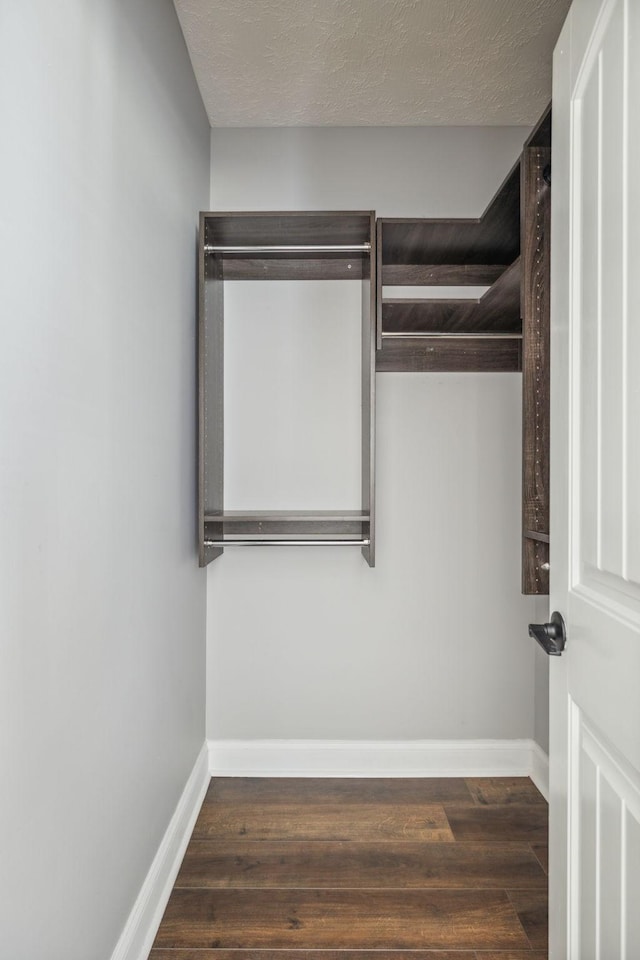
[204,243,371,253]
[204,539,370,547]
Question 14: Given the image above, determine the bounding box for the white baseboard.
[110,741,210,960]
[530,740,550,801]
[208,738,549,783]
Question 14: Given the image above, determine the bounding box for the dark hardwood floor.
[150,776,548,959]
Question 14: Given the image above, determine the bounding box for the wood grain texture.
[153,888,530,950]
[150,949,546,959]
[152,777,548,958]
[220,256,365,281]
[530,844,548,875]
[203,211,372,247]
[361,209,376,566]
[507,890,548,949]
[191,802,454,842]
[376,337,521,373]
[381,259,521,336]
[382,263,506,286]
[465,778,547,806]
[521,146,551,595]
[205,776,473,804]
[150,951,481,960]
[444,804,548,844]
[475,953,548,960]
[175,839,547,889]
[218,513,369,539]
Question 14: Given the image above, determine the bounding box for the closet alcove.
[198,108,551,594]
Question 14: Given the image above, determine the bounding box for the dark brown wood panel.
[444,804,548,844]
[382,299,480,334]
[205,776,473,804]
[203,212,373,247]
[192,802,454,842]
[213,511,369,539]
[376,218,384,348]
[381,260,521,337]
[465,777,547,806]
[446,257,521,333]
[199,225,224,566]
[507,890,549,949]
[153,889,530,951]
[175,839,547,890]
[219,256,365,281]
[521,146,551,594]
[376,337,522,373]
[382,263,506,286]
[362,211,376,566]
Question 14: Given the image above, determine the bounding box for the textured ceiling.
[173,0,570,127]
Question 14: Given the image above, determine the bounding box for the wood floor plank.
[192,803,454,841]
[444,804,548,843]
[530,843,548,874]
[148,953,547,960]
[465,777,546,806]
[149,952,477,960]
[153,889,531,951]
[175,839,547,889]
[475,953,547,959]
[205,777,473,805]
[507,889,548,949]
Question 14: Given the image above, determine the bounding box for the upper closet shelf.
[203,212,372,278]
[376,158,522,371]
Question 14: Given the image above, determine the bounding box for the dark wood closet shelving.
[521,107,551,595]
[376,157,522,372]
[375,106,551,593]
[198,211,376,567]
[204,510,370,541]
[198,111,550,594]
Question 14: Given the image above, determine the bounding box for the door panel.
[551,0,640,956]
[570,704,640,959]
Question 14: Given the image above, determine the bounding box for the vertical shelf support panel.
[521,146,551,594]
[199,217,224,566]
[362,212,376,567]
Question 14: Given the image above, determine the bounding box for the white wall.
[208,126,549,744]
[0,3,209,958]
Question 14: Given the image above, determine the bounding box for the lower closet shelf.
[203,510,371,547]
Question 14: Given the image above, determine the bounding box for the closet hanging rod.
[204,539,371,548]
[381,331,523,340]
[204,243,371,254]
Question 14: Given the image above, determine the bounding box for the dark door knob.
[528,611,566,656]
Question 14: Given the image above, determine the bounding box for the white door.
[549,0,640,956]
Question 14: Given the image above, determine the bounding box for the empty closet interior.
[198,211,377,568]
[199,108,551,593]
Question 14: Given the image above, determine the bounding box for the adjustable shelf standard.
[198,211,377,567]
